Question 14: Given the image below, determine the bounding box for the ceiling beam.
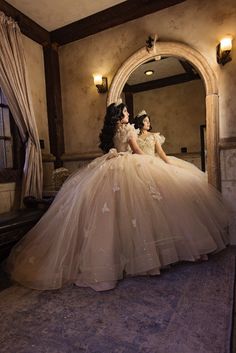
[179,59,193,74]
[51,0,187,46]
[124,73,200,93]
[0,0,50,45]
[179,59,200,78]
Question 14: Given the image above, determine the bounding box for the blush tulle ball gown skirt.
[7,149,229,291]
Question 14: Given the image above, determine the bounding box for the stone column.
[206,94,220,189]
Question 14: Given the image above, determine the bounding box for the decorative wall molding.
[61,152,102,162]
[219,137,236,150]
[0,182,16,192]
[108,42,218,101]
[107,41,220,189]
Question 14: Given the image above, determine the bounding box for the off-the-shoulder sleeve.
[154,133,165,145]
[125,124,138,142]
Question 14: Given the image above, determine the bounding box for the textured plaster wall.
[133,80,206,154]
[59,0,236,155]
[22,35,49,154]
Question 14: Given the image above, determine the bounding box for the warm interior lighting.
[93,74,108,93]
[217,36,233,65]
[93,74,103,85]
[220,38,232,51]
[145,70,154,76]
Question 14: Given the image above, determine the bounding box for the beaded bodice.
[137,133,165,156]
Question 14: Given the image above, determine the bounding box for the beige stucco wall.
[133,80,206,154]
[22,35,49,154]
[59,0,236,155]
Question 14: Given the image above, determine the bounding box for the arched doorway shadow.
[107,42,220,189]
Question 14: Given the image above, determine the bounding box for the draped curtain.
[0,11,43,199]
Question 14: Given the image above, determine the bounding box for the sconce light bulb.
[93,74,103,85]
[220,37,233,51]
[93,75,108,93]
[217,35,233,65]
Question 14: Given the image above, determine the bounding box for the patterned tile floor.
[0,255,235,353]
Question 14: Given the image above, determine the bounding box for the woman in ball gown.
[133,109,207,175]
[7,101,229,291]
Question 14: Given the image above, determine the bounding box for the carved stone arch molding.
[107,42,220,189]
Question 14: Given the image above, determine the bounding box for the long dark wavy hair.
[99,102,127,153]
[134,112,152,132]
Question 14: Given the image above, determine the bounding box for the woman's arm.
[129,137,145,154]
[155,140,170,163]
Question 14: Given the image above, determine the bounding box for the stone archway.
[107,42,220,189]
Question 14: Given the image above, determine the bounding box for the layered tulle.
[7,149,229,290]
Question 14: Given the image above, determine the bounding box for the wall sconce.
[217,36,233,65]
[93,74,108,93]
